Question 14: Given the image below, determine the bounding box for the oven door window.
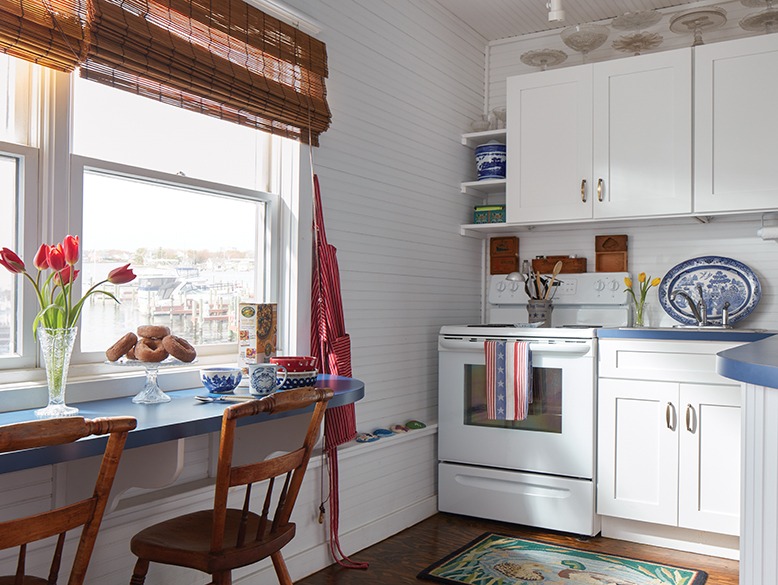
[464,364,562,433]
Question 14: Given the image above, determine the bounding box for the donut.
[134,337,169,362]
[106,332,138,362]
[126,344,137,360]
[137,325,171,339]
[162,334,196,363]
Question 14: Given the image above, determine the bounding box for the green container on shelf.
[473,205,506,224]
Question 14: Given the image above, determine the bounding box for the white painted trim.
[601,516,739,560]
[242,0,322,36]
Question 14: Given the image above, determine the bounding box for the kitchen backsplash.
[495,215,778,330]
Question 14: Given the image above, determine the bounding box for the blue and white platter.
[658,255,761,325]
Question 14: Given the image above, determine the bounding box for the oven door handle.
[528,342,591,354]
[439,338,592,354]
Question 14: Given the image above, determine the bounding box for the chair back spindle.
[0,416,136,585]
[129,386,332,585]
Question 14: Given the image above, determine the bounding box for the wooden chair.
[128,386,333,585]
[0,415,137,585]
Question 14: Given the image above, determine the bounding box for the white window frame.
[0,66,311,410]
[68,155,281,365]
[0,141,40,374]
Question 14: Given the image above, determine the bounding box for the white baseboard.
[601,516,740,560]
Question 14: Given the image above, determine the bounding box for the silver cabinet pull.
[685,404,696,433]
[597,178,604,202]
[665,402,676,430]
[581,179,587,202]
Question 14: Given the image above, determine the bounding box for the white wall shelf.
[461,128,506,148]
[460,178,507,196]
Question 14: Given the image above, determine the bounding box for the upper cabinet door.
[506,66,593,223]
[695,35,778,213]
[593,49,693,219]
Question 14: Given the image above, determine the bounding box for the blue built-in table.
[0,374,364,474]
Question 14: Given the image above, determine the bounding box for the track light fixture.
[547,0,565,22]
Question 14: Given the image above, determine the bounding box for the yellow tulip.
[638,272,646,283]
[624,277,632,288]
[651,277,661,287]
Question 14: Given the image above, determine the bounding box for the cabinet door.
[694,35,778,213]
[506,66,592,223]
[592,49,692,218]
[597,378,678,526]
[678,383,741,535]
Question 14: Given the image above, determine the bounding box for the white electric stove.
[438,272,630,536]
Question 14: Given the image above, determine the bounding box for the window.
[0,53,300,387]
[77,165,272,354]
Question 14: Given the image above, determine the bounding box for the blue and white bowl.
[200,367,242,394]
[277,369,318,390]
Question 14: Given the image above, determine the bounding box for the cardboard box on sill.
[238,302,277,380]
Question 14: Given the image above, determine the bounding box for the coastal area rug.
[417,533,708,585]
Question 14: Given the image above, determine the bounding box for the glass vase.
[632,301,649,327]
[36,326,79,418]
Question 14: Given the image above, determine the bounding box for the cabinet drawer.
[599,339,744,384]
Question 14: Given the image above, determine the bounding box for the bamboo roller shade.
[0,0,331,145]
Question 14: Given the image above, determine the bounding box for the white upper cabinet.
[506,65,593,223]
[506,49,692,224]
[593,50,692,218]
[694,34,778,213]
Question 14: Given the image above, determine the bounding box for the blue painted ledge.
[598,328,774,343]
[0,374,364,474]
[717,336,778,389]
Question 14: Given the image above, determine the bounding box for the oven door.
[438,336,596,479]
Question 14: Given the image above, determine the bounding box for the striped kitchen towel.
[485,340,533,421]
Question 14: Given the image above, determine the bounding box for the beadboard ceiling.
[434,0,726,41]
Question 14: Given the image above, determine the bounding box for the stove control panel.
[488,272,630,305]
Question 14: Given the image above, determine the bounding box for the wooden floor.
[297,513,739,584]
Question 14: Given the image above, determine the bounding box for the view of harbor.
[0,253,258,357]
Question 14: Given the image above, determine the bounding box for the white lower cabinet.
[597,339,742,537]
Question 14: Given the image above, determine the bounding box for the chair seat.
[130,509,296,574]
[0,576,49,584]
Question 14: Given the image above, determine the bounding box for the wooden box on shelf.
[532,256,586,274]
[595,235,628,272]
[489,236,518,274]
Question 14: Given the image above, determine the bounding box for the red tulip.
[33,244,50,270]
[47,244,66,271]
[62,235,79,265]
[54,266,79,285]
[0,248,25,273]
[107,263,136,284]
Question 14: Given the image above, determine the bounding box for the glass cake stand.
[107,357,195,404]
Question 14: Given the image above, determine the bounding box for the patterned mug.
[249,363,288,396]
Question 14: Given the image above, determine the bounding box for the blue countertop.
[598,328,774,343]
[0,374,364,474]
[717,335,778,389]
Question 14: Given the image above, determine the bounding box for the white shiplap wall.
[288,0,487,431]
[0,3,487,584]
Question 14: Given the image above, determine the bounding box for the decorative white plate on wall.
[658,255,761,325]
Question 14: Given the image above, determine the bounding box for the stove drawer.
[438,462,600,536]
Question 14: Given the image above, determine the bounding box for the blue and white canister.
[474,141,506,180]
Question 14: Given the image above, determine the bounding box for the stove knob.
[609,280,620,291]
[496,281,506,292]
[594,280,605,291]
[509,281,521,292]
